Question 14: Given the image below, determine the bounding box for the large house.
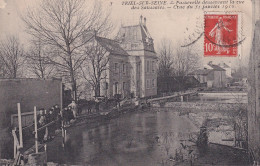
[190,61,226,88]
[84,16,157,99]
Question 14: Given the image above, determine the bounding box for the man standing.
[68,100,77,118]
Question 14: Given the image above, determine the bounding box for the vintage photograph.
[0,0,259,165]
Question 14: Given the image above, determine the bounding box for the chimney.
[140,15,143,25]
[144,17,146,26]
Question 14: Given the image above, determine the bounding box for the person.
[68,100,77,118]
[68,106,74,122]
[45,109,51,124]
[38,109,46,127]
[54,104,60,119]
[63,107,69,125]
[86,100,92,114]
[37,109,46,143]
[48,109,55,140]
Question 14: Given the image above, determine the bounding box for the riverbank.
[161,102,247,113]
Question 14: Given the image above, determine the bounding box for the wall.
[212,71,226,88]
[0,78,62,159]
[107,54,130,98]
[248,20,260,162]
[0,78,62,129]
[143,50,157,97]
[129,56,141,97]
[163,102,247,112]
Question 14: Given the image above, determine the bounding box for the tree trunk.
[95,83,100,97]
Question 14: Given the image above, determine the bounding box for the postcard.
[0,0,259,165]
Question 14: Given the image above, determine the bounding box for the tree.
[81,35,110,98]
[26,39,57,78]
[0,35,25,78]
[23,0,111,100]
[157,39,174,77]
[173,45,201,77]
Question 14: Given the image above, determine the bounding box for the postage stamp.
[204,13,238,57]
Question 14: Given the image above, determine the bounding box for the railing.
[11,103,24,166]
[11,111,40,128]
[148,90,198,102]
[12,129,23,165]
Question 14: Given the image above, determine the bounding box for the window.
[146,61,150,73]
[152,79,155,87]
[137,63,141,74]
[134,30,137,40]
[152,61,155,73]
[123,64,126,75]
[114,63,119,74]
[114,82,118,95]
[146,79,152,89]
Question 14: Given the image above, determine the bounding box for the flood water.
[46,109,199,165]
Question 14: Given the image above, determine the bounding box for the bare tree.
[22,0,111,100]
[81,35,110,98]
[0,35,25,78]
[173,45,201,77]
[157,39,174,77]
[26,39,57,78]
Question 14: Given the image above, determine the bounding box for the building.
[84,16,157,99]
[219,61,232,78]
[190,61,226,88]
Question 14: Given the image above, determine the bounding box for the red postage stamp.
[204,14,238,57]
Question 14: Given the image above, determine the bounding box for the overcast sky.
[0,0,253,68]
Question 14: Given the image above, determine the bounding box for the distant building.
[190,61,226,88]
[83,16,157,99]
[219,61,232,78]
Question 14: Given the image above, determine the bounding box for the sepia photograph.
[0,0,259,165]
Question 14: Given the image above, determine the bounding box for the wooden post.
[34,106,38,153]
[44,144,47,162]
[13,129,17,159]
[17,103,23,148]
[64,129,67,142]
[181,96,184,102]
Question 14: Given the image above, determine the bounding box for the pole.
[181,96,184,102]
[13,129,17,159]
[17,103,23,148]
[34,106,38,153]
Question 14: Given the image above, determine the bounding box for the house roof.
[219,63,230,68]
[207,63,226,71]
[116,23,155,52]
[190,69,213,75]
[96,36,129,56]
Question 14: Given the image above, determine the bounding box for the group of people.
[36,101,78,142]
[37,104,61,143]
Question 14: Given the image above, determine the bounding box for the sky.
[0,0,254,69]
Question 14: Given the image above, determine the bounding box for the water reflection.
[47,109,199,165]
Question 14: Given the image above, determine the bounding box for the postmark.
[204,13,239,57]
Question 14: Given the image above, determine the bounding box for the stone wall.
[162,102,247,112]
